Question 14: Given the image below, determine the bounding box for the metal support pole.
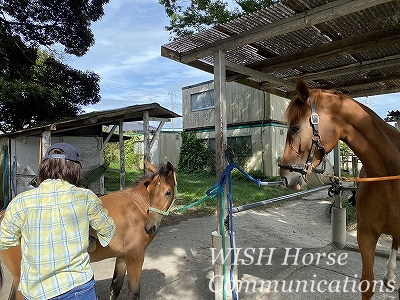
[332,143,346,249]
[212,49,237,300]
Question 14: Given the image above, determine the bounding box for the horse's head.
[279,79,340,190]
[143,160,176,235]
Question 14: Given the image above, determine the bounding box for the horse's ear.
[144,159,157,173]
[296,79,309,103]
[166,162,175,173]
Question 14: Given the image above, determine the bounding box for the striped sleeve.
[86,191,116,247]
[0,200,22,250]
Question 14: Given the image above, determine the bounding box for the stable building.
[0,103,179,209]
[182,80,290,176]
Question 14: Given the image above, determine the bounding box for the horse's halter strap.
[147,172,178,216]
[279,97,327,176]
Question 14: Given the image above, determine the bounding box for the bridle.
[279,97,327,177]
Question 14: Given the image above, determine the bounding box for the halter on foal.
[280,79,400,300]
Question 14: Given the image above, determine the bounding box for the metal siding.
[157,132,182,167]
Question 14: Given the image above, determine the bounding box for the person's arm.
[0,202,23,278]
[86,192,116,247]
[0,202,22,250]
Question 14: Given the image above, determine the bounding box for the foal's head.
[143,161,176,235]
[279,79,341,190]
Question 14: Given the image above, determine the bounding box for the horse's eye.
[165,190,171,197]
[291,125,300,133]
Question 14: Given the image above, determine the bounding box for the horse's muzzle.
[145,224,157,235]
[280,170,307,190]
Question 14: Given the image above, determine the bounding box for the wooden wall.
[182,81,290,176]
[182,81,289,130]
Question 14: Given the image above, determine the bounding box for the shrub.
[178,131,209,173]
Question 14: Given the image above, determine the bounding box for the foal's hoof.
[383,277,395,288]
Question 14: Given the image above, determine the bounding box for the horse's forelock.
[284,95,309,125]
[284,89,327,125]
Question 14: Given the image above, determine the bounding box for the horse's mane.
[130,164,171,188]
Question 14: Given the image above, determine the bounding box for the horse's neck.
[125,185,150,213]
[336,98,400,177]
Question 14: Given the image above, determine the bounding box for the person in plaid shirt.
[0,142,116,299]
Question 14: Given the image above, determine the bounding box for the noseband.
[279,97,327,176]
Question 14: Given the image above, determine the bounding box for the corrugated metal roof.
[161,0,400,98]
[1,103,180,138]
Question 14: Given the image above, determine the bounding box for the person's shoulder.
[6,188,37,211]
[71,185,98,198]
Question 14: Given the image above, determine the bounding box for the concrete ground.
[1,189,398,299]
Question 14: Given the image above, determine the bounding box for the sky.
[68,0,399,129]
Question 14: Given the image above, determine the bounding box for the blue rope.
[2,145,9,209]
[228,171,238,300]
[11,156,17,197]
[210,163,260,300]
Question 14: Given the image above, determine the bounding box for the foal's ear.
[296,79,309,103]
[144,159,157,173]
[166,162,175,173]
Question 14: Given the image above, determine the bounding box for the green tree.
[178,131,209,173]
[159,0,278,38]
[0,0,107,132]
[340,141,353,171]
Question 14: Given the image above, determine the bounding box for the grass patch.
[104,168,317,217]
[174,171,293,214]
[104,167,142,191]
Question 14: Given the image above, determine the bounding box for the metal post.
[212,49,237,300]
[332,142,346,249]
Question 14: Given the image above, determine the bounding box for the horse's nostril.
[145,225,156,235]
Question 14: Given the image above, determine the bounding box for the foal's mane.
[284,88,346,124]
[130,164,171,189]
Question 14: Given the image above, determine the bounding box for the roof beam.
[325,74,400,91]
[226,24,400,82]
[287,54,400,81]
[225,60,297,88]
[180,0,392,63]
[350,85,400,97]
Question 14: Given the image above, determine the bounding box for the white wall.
[9,136,104,197]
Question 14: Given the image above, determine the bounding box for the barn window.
[205,135,252,168]
[191,89,214,111]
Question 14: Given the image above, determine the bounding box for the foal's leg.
[358,229,380,300]
[125,252,145,300]
[384,238,398,287]
[109,257,127,300]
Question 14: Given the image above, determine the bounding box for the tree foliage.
[0,0,107,132]
[178,131,209,173]
[159,0,278,39]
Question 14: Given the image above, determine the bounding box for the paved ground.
[1,189,398,299]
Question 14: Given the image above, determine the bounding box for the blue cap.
[44,142,80,163]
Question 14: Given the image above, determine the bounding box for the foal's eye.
[291,124,301,133]
[165,190,171,197]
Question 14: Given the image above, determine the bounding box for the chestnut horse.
[279,79,400,300]
[0,160,176,300]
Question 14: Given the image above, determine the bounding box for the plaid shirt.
[0,179,116,299]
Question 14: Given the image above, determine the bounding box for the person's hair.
[38,149,81,186]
